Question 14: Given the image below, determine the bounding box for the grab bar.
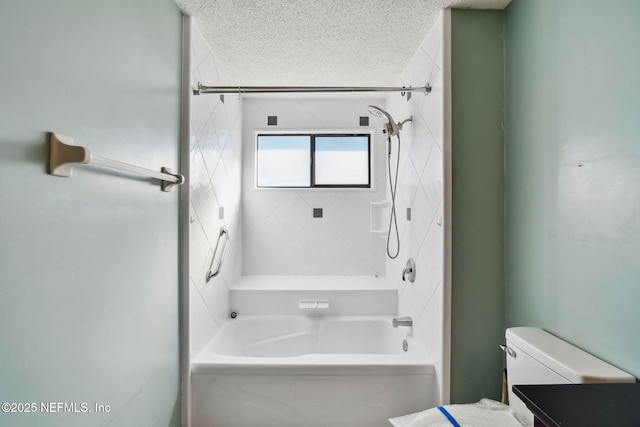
[206,228,229,282]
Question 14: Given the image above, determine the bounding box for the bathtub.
[191,315,437,427]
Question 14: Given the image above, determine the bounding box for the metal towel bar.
[206,228,229,282]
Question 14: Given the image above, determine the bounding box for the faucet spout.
[392,316,413,328]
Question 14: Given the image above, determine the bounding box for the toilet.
[504,327,635,425]
[390,327,636,427]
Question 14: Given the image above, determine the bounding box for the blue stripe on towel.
[438,406,461,427]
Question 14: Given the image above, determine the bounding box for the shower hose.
[386,132,401,259]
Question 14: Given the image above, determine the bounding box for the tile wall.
[188,12,446,403]
[189,25,243,359]
[241,97,387,276]
[386,13,445,402]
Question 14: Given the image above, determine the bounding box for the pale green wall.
[505,0,640,379]
[0,1,183,426]
[450,10,505,403]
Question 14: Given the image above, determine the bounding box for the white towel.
[389,399,527,427]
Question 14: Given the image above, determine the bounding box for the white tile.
[221,239,242,287]
[311,100,364,129]
[224,111,243,170]
[224,93,243,125]
[190,66,202,94]
[211,49,233,85]
[189,210,214,286]
[420,202,444,287]
[246,212,290,258]
[243,236,277,275]
[421,143,443,210]
[322,239,360,275]
[411,249,439,315]
[189,145,211,195]
[190,25,213,69]
[422,65,444,145]
[298,191,337,208]
[242,98,269,127]
[197,119,222,180]
[210,157,230,206]
[212,99,231,148]
[246,98,296,127]
[201,276,231,326]
[198,47,221,91]
[398,159,420,209]
[409,115,434,178]
[278,193,314,234]
[433,360,444,405]
[190,91,212,138]
[399,48,417,89]
[240,98,394,275]
[297,217,339,256]
[421,12,443,65]
[410,47,435,89]
[409,184,435,248]
[243,190,290,234]
[275,239,313,275]
[421,282,444,365]
[396,147,420,196]
[307,257,333,276]
[192,184,222,244]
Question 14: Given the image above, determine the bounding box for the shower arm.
[394,116,413,134]
[398,117,413,127]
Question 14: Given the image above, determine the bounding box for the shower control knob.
[401,258,416,283]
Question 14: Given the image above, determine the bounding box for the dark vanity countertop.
[513,383,640,427]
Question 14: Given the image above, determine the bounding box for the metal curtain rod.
[49,132,184,192]
[194,82,431,96]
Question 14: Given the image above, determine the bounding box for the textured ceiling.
[175,0,511,86]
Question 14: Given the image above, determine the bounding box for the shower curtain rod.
[194,82,431,96]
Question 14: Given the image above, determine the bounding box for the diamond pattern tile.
[386,12,445,401]
[242,98,387,276]
[189,24,243,358]
[189,15,446,402]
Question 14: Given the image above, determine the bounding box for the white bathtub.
[191,315,437,427]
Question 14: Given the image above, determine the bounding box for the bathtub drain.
[402,339,408,352]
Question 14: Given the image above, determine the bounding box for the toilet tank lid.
[505,327,635,384]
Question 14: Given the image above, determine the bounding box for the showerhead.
[368,105,395,123]
[367,105,411,136]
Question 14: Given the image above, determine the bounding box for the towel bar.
[49,132,184,192]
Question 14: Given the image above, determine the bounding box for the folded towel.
[389,399,527,427]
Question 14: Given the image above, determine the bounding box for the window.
[256,135,311,187]
[256,133,371,188]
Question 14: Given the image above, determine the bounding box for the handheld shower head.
[368,105,394,122]
[368,105,399,136]
[367,105,412,136]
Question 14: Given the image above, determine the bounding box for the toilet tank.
[504,327,635,425]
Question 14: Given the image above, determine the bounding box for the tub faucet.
[392,316,413,328]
